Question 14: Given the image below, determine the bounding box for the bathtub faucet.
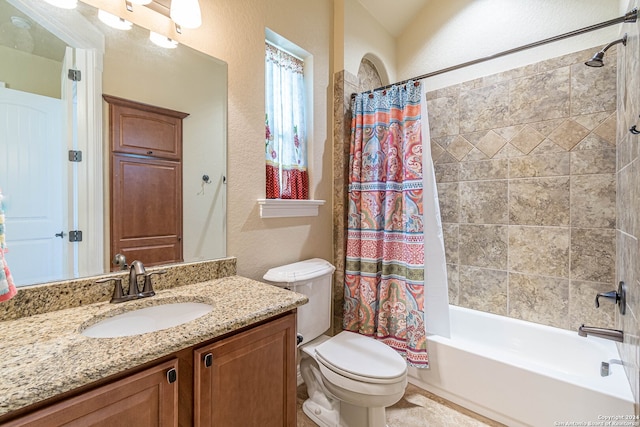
[578,324,623,342]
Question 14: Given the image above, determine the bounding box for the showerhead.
[585,33,627,67]
[585,51,605,67]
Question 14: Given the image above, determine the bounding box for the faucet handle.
[141,270,167,297]
[96,277,125,303]
[595,281,626,315]
[595,291,618,307]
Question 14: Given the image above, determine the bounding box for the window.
[265,41,308,199]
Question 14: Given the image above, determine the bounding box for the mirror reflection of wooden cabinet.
[104,95,189,269]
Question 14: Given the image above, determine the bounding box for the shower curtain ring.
[630,125,640,135]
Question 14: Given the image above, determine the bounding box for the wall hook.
[630,125,640,135]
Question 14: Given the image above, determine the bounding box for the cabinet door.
[5,359,179,427]
[194,313,297,427]
[104,95,188,161]
[110,154,182,268]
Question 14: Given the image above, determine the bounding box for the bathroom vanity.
[0,263,306,426]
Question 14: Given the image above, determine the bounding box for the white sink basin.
[82,302,213,338]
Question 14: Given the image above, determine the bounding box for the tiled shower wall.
[617,0,640,409]
[428,46,618,331]
[333,46,619,335]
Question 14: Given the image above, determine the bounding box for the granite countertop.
[0,275,308,417]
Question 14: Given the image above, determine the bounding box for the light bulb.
[98,10,132,31]
[170,0,202,29]
[150,31,178,49]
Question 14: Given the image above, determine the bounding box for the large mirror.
[0,0,227,286]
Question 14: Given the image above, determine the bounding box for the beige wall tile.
[570,174,616,228]
[459,82,511,133]
[434,162,459,183]
[459,266,507,316]
[428,96,459,138]
[570,62,617,115]
[570,149,616,175]
[459,224,508,269]
[547,119,590,151]
[476,131,507,158]
[459,159,508,181]
[509,226,570,277]
[509,125,545,154]
[508,272,569,329]
[509,67,571,123]
[437,182,459,223]
[447,135,474,161]
[509,177,570,226]
[571,228,615,283]
[509,152,570,178]
[459,180,508,224]
[442,224,459,264]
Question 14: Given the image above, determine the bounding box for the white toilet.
[264,258,407,427]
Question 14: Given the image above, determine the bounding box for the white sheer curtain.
[265,43,308,199]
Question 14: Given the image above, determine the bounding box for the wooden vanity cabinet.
[2,312,297,427]
[4,359,179,427]
[193,313,297,427]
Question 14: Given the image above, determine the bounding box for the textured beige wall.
[343,0,395,83]
[86,0,334,281]
[398,0,622,91]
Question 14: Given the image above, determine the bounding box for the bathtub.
[409,305,635,427]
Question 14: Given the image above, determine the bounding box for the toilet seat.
[314,331,407,384]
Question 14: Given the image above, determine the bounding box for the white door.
[0,85,68,286]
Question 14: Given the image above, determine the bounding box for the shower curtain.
[343,81,429,367]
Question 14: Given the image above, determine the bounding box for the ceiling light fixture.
[10,16,31,30]
[150,31,178,49]
[98,10,133,31]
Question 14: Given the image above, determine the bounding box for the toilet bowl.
[300,331,407,427]
[263,259,408,427]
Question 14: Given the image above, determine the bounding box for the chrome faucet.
[578,324,624,342]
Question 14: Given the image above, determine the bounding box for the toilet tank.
[263,258,335,345]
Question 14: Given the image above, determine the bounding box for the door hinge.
[68,150,82,162]
[68,231,82,242]
[68,69,81,82]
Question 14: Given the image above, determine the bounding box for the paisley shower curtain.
[343,81,428,367]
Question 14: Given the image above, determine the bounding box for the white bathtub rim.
[426,305,634,403]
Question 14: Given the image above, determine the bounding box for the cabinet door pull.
[203,353,213,368]
[166,368,177,384]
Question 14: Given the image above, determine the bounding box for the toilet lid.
[315,331,407,381]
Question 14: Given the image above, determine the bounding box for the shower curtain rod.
[357,7,638,96]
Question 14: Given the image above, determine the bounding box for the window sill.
[257,199,325,218]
